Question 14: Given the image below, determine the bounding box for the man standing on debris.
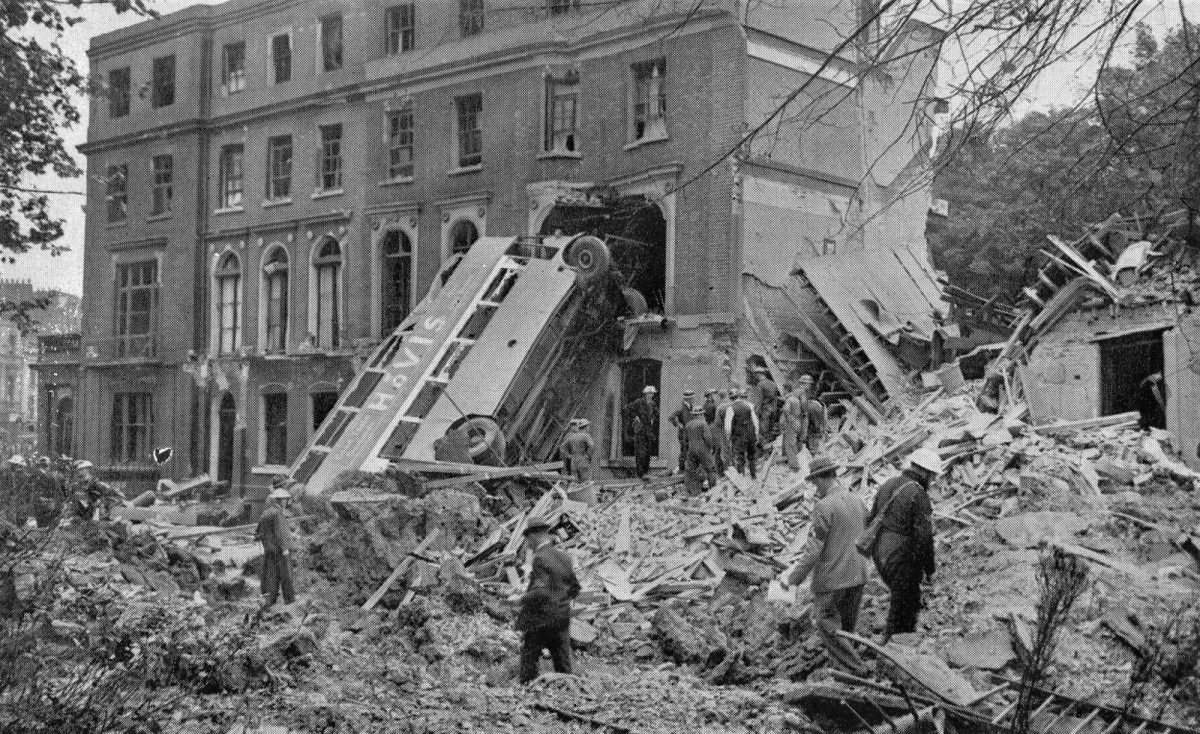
[255,478,297,608]
[517,518,581,683]
[780,384,807,472]
[867,449,939,643]
[560,419,594,482]
[683,405,720,495]
[711,390,731,475]
[725,387,760,479]
[625,385,657,479]
[73,460,123,521]
[1137,371,1167,431]
[669,388,698,474]
[801,375,826,453]
[703,389,718,424]
[754,367,780,445]
[783,456,870,674]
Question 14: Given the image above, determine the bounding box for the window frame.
[631,57,668,143]
[386,106,414,180]
[380,227,414,333]
[222,41,247,95]
[454,93,483,169]
[543,71,579,154]
[262,246,290,354]
[459,0,484,37]
[215,251,242,355]
[113,259,159,358]
[151,154,173,216]
[312,238,342,350]
[108,66,131,118]
[151,55,176,109]
[318,123,343,191]
[105,163,128,223]
[111,392,154,465]
[218,144,245,210]
[386,4,416,55]
[261,389,289,466]
[266,135,293,200]
[270,31,292,85]
[320,14,344,73]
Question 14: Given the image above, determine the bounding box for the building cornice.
[605,162,685,190]
[365,202,422,218]
[203,208,352,242]
[79,120,206,156]
[107,235,170,252]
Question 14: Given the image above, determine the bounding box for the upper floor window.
[151,55,175,108]
[215,252,241,355]
[152,155,173,216]
[105,164,128,223]
[547,0,577,16]
[320,15,343,72]
[267,135,293,199]
[386,4,416,54]
[459,0,484,37]
[632,58,667,143]
[109,67,130,118]
[387,107,414,179]
[313,238,341,350]
[450,219,479,256]
[115,260,158,358]
[382,229,412,333]
[455,93,482,168]
[545,72,579,154]
[219,144,244,209]
[263,248,289,353]
[271,33,292,84]
[222,41,246,95]
[319,124,343,191]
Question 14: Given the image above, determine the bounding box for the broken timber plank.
[362,527,442,611]
[1050,541,1152,582]
[423,462,564,490]
[1031,411,1139,434]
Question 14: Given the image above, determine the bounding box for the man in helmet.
[683,404,719,495]
[800,375,826,453]
[752,367,780,446]
[669,388,698,474]
[559,419,594,482]
[867,448,939,643]
[624,386,658,479]
[73,460,123,521]
[255,477,297,608]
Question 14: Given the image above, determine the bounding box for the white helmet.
[907,448,943,475]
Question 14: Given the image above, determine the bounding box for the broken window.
[109,67,130,118]
[262,390,288,465]
[314,238,341,350]
[320,15,343,72]
[631,58,666,142]
[222,41,246,94]
[215,251,241,354]
[106,164,127,223]
[311,391,338,432]
[381,229,412,333]
[544,73,578,153]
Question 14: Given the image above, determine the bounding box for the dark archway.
[539,195,667,313]
[217,392,235,484]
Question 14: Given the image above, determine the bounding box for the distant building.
[73,0,943,490]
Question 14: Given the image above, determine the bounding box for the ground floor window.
[263,391,288,465]
[112,392,153,464]
[312,391,338,433]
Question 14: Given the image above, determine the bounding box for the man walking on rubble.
[753,367,780,445]
[560,418,594,482]
[801,375,826,453]
[780,383,806,472]
[782,456,870,675]
[1137,371,1167,431]
[517,518,581,683]
[712,390,731,475]
[624,385,657,480]
[867,449,939,643]
[725,387,760,479]
[255,477,297,608]
[683,405,720,495]
[669,388,697,474]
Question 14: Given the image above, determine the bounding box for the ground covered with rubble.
[5,384,1200,733]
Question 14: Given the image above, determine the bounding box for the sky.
[11,0,1199,296]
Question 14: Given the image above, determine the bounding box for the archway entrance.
[539,195,667,313]
[217,392,235,484]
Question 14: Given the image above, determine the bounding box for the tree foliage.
[928,22,1200,302]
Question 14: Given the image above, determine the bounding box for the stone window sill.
[379,177,414,187]
[213,205,244,216]
[448,164,482,176]
[537,150,582,161]
[147,212,172,222]
[312,188,344,200]
[251,465,289,476]
[262,197,293,209]
[624,132,669,151]
[105,220,129,229]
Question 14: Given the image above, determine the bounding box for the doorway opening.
[217,392,235,484]
[1100,329,1165,425]
[620,358,661,457]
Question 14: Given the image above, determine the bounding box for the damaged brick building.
[65,0,947,495]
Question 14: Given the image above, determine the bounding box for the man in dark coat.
[683,405,720,495]
[724,387,760,479]
[669,388,697,473]
[517,518,581,683]
[711,390,731,475]
[780,385,806,472]
[867,449,939,643]
[1137,371,1166,430]
[560,419,594,482]
[255,480,296,607]
[754,368,780,445]
[703,389,718,423]
[624,385,657,479]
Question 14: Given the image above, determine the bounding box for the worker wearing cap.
[752,367,780,445]
[800,376,825,452]
[624,386,658,479]
[702,389,719,424]
[725,387,760,479]
[560,419,594,483]
[780,384,806,472]
[711,390,732,475]
[868,448,939,643]
[517,518,580,683]
[255,481,297,608]
[683,404,719,495]
[73,459,122,521]
[783,456,870,675]
[669,388,698,473]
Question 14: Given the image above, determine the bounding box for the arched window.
[263,247,289,353]
[382,229,412,333]
[215,251,241,354]
[449,219,478,256]
[314,238,341,349]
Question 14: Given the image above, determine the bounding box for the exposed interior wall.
[740,169,854,284]
[1022,340,1101,424]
